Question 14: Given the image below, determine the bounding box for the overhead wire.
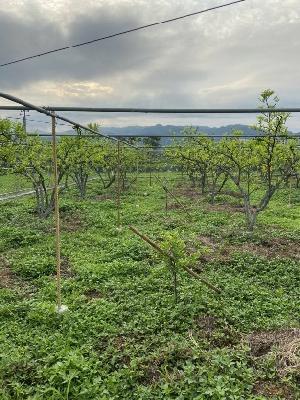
[0,0,247,67]
[4,115,68,126]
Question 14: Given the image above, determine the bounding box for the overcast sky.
[0,0,299,131]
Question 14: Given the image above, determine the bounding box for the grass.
[0,174,299,399]
[0,174,31,194]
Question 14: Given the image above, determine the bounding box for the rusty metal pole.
[117,140,121,227]
[51,114,62,311]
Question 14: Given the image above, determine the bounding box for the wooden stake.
[136,157,139,190]
[51,114,62,309]
[165,189,168,215]
[149,152,152,186]
[288,179,292,207]
[116,140,121,227]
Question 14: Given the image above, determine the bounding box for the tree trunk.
[246,210,257,232]
[73,169,88,199]
[200,171,206,194]
[189,174,195,188]
[34,183,54,218]
[243,196,257,231]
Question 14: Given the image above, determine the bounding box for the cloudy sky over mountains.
[0,0,299,130]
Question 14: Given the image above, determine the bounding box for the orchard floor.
[0,175,300,399]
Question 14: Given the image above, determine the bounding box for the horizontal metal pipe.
[0,92,137,148]
[101,134,300,139]
[1,105,300,113]
[26,133,300,139]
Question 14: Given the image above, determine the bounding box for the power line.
[4,115,68,126]
[0,0,247,68]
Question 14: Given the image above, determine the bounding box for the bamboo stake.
[288,179,292,207]
[129,225,221,294]
[149,151,152,186]
[135,156,139,192]
[51,114,62,309]
[116,140,121,227]
[165,189,168,215]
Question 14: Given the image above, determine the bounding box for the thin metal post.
[51,115,62,309]
[22,110,26,133]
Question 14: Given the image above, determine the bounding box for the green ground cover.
[0,174,31,194]
[0,175,299,399]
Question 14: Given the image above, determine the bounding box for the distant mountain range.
[101,124,258,138]
[43,124,298,145]
[100,124,298,145]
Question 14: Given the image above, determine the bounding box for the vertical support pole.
[51,114,62,310]
[165,188,168,215]
[117,140,121,227]
[288,178,292,207]
[135,154,139,191]
[22,110,26,133]
[149,151,152,186]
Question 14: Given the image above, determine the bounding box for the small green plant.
[159,231,201,302]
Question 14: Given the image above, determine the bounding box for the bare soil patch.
[202,202,244,213]
[84,289,103,299]
[0,256,35,296]
[174,187,201,199]
[248,329,300,398]
[277,338,300,377]
[241,238,300,260]
[196,235,230,262]
[248,329,300,357]
[198,235,217,249]
[166,202,182,211]
[196,235,300,261]
[0,256,15,289]
[139,347,192,385]
[61,213,85,232]
[190,315,241,348]
[60,256,75,278]
[195,315,218,337]
[253,381,294,399]
[94,194,114,201]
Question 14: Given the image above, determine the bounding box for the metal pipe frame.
[23,133,300,138]
[0,92,135,148]
[1,105,300,113]
[1,92,299,150]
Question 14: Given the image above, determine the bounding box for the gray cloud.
[0,0,299,130]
